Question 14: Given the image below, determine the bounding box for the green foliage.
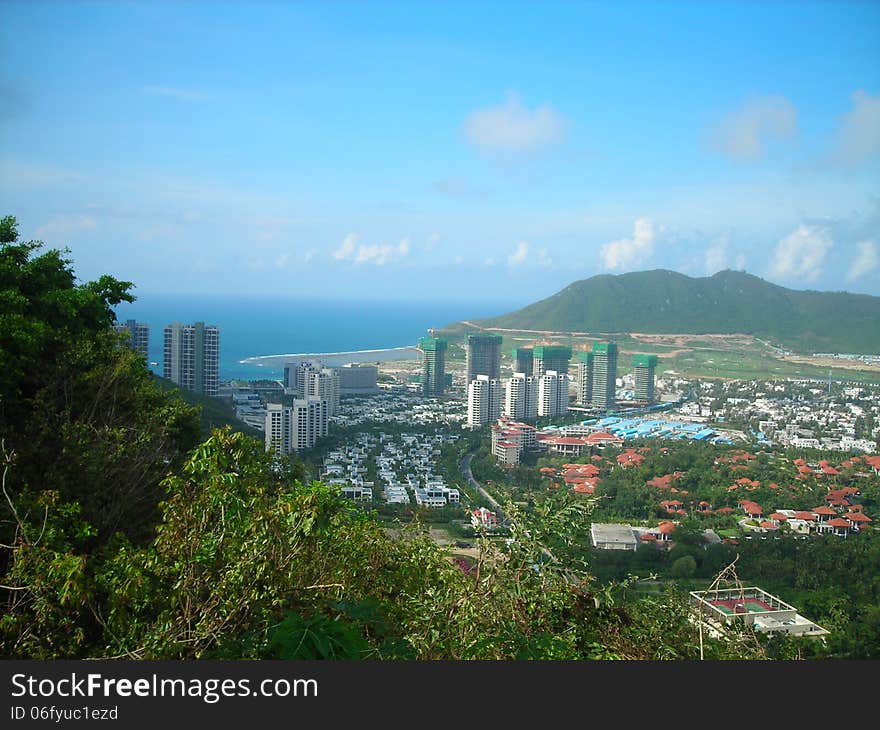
[670,555,697,579]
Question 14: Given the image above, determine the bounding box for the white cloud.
[453,255,464,265]
[832,90,880,167]
[708,95,798,161]
[848,239,878,282]
[600,218,658,271]
[35,214,97,240]
[275,253,290,270]
[484,257,496,266]
[304,248,317,263]
[770,224,833,282]
[463,92,569,156]
[426,232,440,250]
[333,233,358,260]
[704,238,728,274]
[334,234,410,266]
[734,253,747,271]
[508,241,529,266]
[143,85,211,102]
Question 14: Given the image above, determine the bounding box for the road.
[459,451,504,519]
[459,451,565,568]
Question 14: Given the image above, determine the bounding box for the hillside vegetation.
[475,270,880,354]
[1,213,768,660]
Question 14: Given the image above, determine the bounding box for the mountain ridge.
[468,269,880,354]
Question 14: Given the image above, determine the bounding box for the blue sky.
[2,0,879,305]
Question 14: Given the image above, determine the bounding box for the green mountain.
[474,269,880,354]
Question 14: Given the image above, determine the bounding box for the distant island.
[460,269,880,355]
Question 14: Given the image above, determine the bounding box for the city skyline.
[2,1,878,304]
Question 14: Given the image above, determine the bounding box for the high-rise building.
[339,364,379,393]
[538,370,571,417]
[284,359,322,396]
[533,345,572,377]
[114,319,150,359]
[264,397,328,455]
[419,336,448,396]
[265,402,292,457]
[467,375,504,428]
[309,368,341,416]
[292,397,328,451]
[511,348,534,377]
[575,351,594,406]
[590,341,618,410]
[504,372,538,421]
[466,333,503,384]
[163,321,220,396]
[633,354,658,403]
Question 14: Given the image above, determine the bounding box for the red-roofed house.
[819,517,852,537]
[696,501,712,512]
[863,455,880,474]
[768,512,788,525]
[844,512,872,531]
[812,506,836,522]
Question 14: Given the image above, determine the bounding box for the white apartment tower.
[504,372,538,421]
[467,375,504,429]
[538,370,571,417]
[163,321,220,396]
[264,397,328,454]
[265,402,291,457]
[308,368,341,416]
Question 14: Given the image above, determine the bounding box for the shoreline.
[239,345,422,369]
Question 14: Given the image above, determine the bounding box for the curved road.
[460,451,504,520]
[459,451,561,568]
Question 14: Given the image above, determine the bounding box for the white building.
[163,321,220,396]
[538,370,570,417]
[309,368,341,416]
[468,375,504,428]
[264,397,329,454]
[504,372,538,421]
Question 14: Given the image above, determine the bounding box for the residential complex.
[114,318,150,359]
[467,374,504,428]
[505,372,539,420]
[538,370,571,417]
[264,397,328,455]
[163,321,220,396]
[419,335,448,396]
[466,333,503,385]
[308,367,341,416]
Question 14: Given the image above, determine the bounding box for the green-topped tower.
[533,345,572,377]
[419,332,448,397]
[575,351,594,406]
[511,347,534,377]
[633,354,658,403]
[590,341,618,410]
[466,333,503,384]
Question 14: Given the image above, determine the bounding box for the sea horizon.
[114,294,523,382]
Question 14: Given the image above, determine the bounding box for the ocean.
[113,295,521,381]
